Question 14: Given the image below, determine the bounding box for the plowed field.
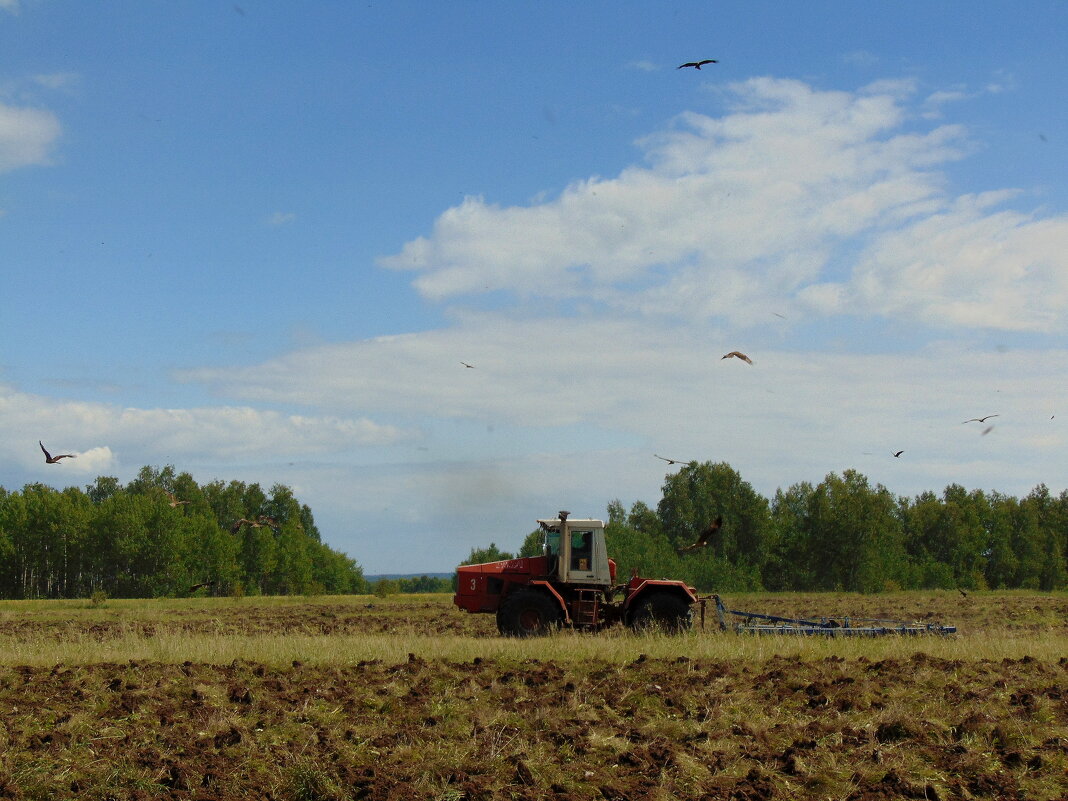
[0,592,1065,800]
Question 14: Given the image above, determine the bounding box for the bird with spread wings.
[721,351,753,364]
[163,491,190,508]
[39,441,75,464]
[678,59,717,70]
[678,516,723,554]
[654,454,690,465]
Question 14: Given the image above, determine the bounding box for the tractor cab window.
[544,531,560,556]
[570,529,593,572]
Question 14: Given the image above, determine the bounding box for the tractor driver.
[570,529,592,572]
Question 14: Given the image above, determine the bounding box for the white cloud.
[179,312,1067,457]
[32,72,80,92]
[629,60,659,73]
[379,77,1067,334]
[0,100,60,172]
[841,193,1068,331]
[0,384,413,471]
[267,211,296,226]
[177,320,1068,570]
[63,446,117,474]
[0,0,18,15]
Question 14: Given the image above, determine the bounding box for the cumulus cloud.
[380,77,1068,333]
[837,193,1068,331]
[0,100,60,172]
[61,446,117,474]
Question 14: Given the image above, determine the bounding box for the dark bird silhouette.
[958,588,968,598]
[678,516,722,553]
[188,580,216,593]
[230,518,262,533]
[892,450,904,458]
[460,361,475,368]
[678,59,718,70]
[962,414,998,424]
[981,425,994,436]
[654,454,688,465]
[39,441,75,464]
[721,351,753,365]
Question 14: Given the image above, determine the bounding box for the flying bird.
[962,414,998,424]
[892,450,904,458]
[230,518,262,533]
[39,441,75,464]
[721,351,753,364]
[654,454,688,465]
[164,491,190,508]
[678,516,722,553]
[678,59,718,70]
[460,361,475,368]
[981,425,994,436]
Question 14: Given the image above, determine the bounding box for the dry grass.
[0,590,1064,666]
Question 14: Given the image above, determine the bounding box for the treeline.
[371,575,454,595]
[469,463,1068,594]
[0,466,367,600]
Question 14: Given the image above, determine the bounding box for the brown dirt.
[0,594,1065,800]
[0,653,1065,800]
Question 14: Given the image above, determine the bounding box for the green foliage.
[394,575,453,593]
[0,467,367,600]
[465,463,1068,595]
[373,578,398,598]
[518,529,544,558]
[460,543,513,565]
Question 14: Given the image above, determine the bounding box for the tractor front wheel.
[629,592,693,633]
[497,590,561,637]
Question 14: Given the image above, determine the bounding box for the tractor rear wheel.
[630,592,693,633]
[497,589,561,637]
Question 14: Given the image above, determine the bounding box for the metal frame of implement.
[704,594,957,636]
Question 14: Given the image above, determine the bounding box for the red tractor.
[454,511,700,636]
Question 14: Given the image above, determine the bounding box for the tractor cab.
[537,511,613,586]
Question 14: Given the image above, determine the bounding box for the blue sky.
[3,1,1067,574]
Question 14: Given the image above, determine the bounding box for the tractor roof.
[537,518,604,531]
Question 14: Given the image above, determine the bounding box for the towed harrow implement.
[708,594,957,636]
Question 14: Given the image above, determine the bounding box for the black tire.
[496,589,561,637]
[629,592,693,634]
